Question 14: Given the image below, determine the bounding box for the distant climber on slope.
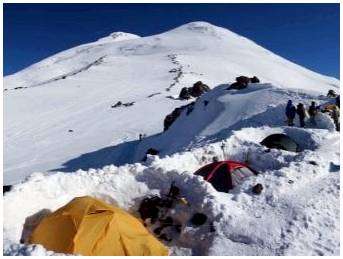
[285,100,296,126]
[296,103,306,128]
[308,101,319,126]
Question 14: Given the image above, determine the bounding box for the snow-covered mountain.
[4,21,339,184]
[3,22,340,256]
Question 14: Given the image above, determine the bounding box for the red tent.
[194,160,258,192]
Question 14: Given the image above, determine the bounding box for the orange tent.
[29,196,169,256]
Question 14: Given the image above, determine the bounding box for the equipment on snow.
[190,213,208,226]
[252,183,263,194]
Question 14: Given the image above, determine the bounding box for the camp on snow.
[194,160,258,192]
[28,196,169,256]
[260,133,300,152]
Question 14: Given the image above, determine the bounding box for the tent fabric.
[194,161,257,192]
[260,133,300,152]
[323,104,337,111]
[231,167,256,186]
[28,196,169,256]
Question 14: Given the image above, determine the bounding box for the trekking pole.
[220,141,226,160]
[245,149,250,164]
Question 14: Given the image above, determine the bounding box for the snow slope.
[4,81,340,256]
[4,21,339,184]
[3,21,340,256]
[130,83,336,163]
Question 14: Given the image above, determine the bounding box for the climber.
[308,101,319,126]
[285,100,296,126]
[330,105,340,132]
[296,103,306,128]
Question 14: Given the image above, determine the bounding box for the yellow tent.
[324,104,338,111]
[28,196,169,256]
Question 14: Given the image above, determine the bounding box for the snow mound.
[3,126,339,256]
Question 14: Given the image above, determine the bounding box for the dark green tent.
[261,134,300,152]
[3,185,12,194]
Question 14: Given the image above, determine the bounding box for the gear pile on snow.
[139,182,214,244]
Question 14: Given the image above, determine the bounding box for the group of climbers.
[285,100,312,127]
[285,96,340,131]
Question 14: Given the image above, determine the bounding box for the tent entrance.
[208,164,231,192]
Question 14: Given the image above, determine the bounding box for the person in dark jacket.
[296,103,306,128]
[331,105,340,131]
[308,101,318,126]
[336,95,340,108]
[285,100,296,126]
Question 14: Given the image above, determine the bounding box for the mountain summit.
[96,31,141,43]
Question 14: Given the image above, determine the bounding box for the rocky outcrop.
[163,102,195,131]
[228,76,260,90]
[179,81,210,100]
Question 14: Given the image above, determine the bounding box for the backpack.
[138,195,163,223]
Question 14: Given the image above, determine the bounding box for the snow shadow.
[51,140,141,172]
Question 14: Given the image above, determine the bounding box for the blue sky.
[4,3,340,78]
